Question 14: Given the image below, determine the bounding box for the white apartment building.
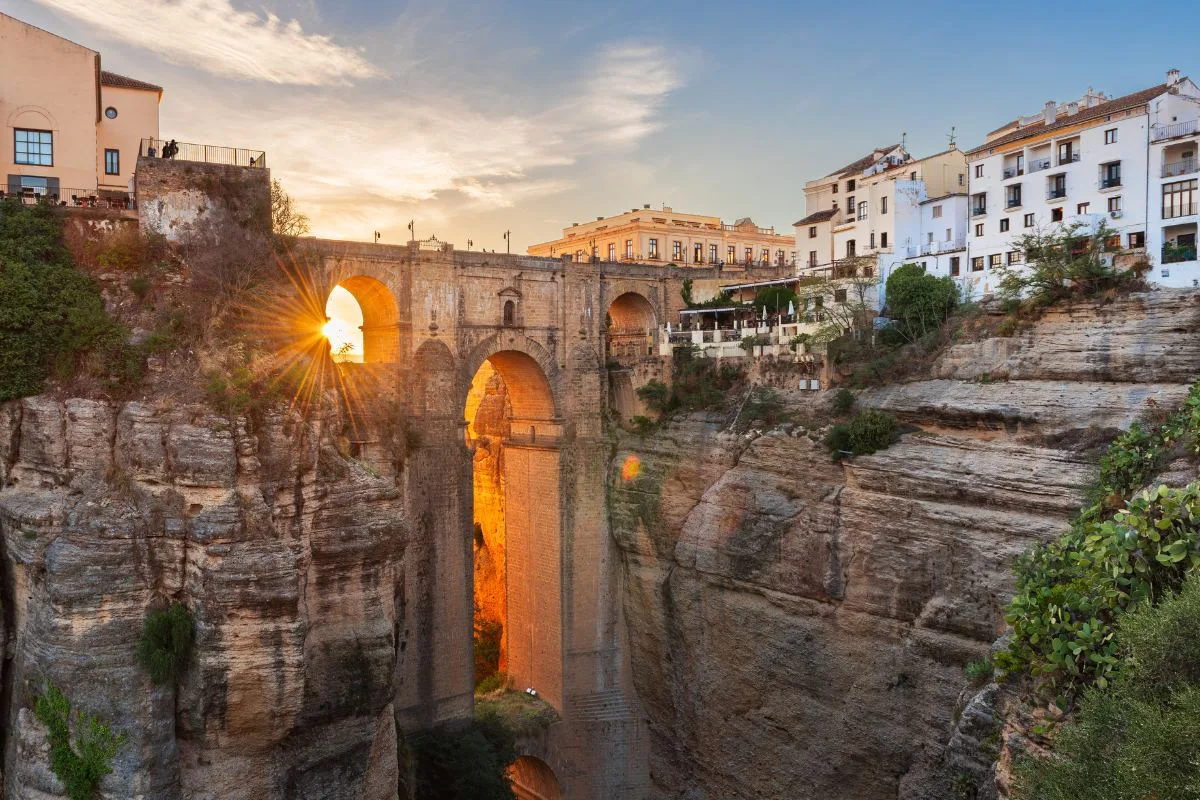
[964,82,1163,299]
[1147,70,1200,287]
[902,193,970,281]
[794,144,968,306]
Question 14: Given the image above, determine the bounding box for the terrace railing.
[0,185,134,209]
[140,138,267,168]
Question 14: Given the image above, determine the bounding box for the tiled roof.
[793,209,837,226]
[824,144,902,179]
[100,70,162,93]
[967,84,1167,154]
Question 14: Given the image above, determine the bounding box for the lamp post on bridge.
[503,230,511,255]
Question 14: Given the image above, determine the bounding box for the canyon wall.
[610,290,1200,799]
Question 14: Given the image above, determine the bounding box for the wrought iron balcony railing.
[140,138,267,168]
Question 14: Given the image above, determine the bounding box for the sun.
[323,285,364,362]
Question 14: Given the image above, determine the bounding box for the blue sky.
[7,0,1197,251]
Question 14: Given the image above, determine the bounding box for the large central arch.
[461,338,564,711]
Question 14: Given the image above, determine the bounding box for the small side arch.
[333,275,401,363]
[508,755,562,800]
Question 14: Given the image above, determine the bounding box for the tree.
[680,277,695,307]
[997,220,1121,305]
[751,285,797,312]
[271,179,310,243]
[884,263,957,342]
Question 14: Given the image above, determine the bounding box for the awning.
[678,306,744,315]
[719,276,802,292]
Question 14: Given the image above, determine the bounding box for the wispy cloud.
[31,0,381,85]
[173,42,683,238]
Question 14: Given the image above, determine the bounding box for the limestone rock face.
[0,399,408,800]
[611,290,1200,799]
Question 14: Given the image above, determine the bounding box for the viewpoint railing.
[140,138,267,168]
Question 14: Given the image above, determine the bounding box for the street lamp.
[502,230,511,254]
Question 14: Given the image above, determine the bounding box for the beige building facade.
[528,205,796,270]
[0,12,160,203]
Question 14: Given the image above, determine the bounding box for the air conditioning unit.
[1099,253,1116,267]
[1110,210,1123,218]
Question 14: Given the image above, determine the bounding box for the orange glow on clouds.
[620,455,641,482]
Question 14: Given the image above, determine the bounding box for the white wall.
[1147,78,1200,288]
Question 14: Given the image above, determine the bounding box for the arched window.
[503,300,516,327]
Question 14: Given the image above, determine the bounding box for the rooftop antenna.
[901,131,907,150]
[947,126,957,149]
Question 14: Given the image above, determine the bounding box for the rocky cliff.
[0,395,407,799]
[610,290,1200,799]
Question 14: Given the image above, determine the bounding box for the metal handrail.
[139,137,267,167]
[0,185,134,209]
[1058,152,1081,165]
[1029,158,1052,173]
[1099,177,1122,189]
[1162,158,1198,178]
[1047,188,1067,200]
[1152,120,1199,142]
[1003,166,1024,179]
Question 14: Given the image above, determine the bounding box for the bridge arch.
[459,333,562,424]
[328,275,400,363]
[605,291,657,364]
[508,755,562,800]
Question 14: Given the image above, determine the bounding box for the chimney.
[663,206,672,213]
[596,216,604,220]
[643,203,650,209]
[1043,100,1058,125]
[1066,102,1079,116]
[1168,68,1182,86]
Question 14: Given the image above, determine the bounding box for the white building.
[1147,70,1200,287]
[794,144,968,307]
[963,81,1166,299]
[899,193,970,282]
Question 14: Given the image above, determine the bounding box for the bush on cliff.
[1013,575,1200,800]
[0,199,124,400]
[34,682,126,800]
[826,410,897,459]
[136,602,194,685]
[883,263,958,343]
[411,714,517,800]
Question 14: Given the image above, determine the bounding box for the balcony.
[971,206,987,217]
[1058,152,1081,165]
[1029,158,1052,173]
[1047,187,1067,200]
[1163,244,1197,264]
[0,185,135,210]
[1099,177,1122,189]
[1152,119,1199,142]
[139,138,267,167]
[1005,198,1022,209]
[1163,158,1198,178]
[1003,166,1024,179]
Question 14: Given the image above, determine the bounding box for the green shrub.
[845,410,897,455]
[788,333,811,352]
[826,423,852,458]
[34,682,126,800]
[1012,576,1200,800]
[136,602,194,685]
[996,483,1200,692]
[833,388,855,415]
[635,379,670,412]
[474,618,503,688]
[475,671,508,695]
[628,415,656,436]
[0,199,125,400]
[751,285,796,312]
[126,275,152,299]
[411,715,517,800]
[964,658,993,684]
[204,367,255,417]
[884,262,958,342]
[738,333,771,351]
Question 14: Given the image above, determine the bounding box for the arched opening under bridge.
[508,755,562,800]
[464,348,563,710]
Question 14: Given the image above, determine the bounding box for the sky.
[7,0,1200,256]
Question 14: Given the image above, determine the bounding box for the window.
[971,192,986,215]
[694,243,703,263]
[1007,251,1023,265]
[1048,174,1066,199]
[607,243,616,261]
[927,232,934,244]
[880,232,887,248]
[932,205,943,219]
[625,239,633,258]
[1058,141,1076,164]
[1101,161,1121,189]
[592,245,599,261]
[1104,128,1117,144]
[761,248,769,264]
[503,300,515,326]
[776,249,785,265]
[1000,218,1010,232]
[709,244,718,263]
[648,238,658,259]
[945,228,952,242]
[808,250,818,267]
[1105,234,1121,250]
[989,253,1003,269]
[104,106,118,120]
[1051,207,1064,222]
[971,256,985,271]
[846,240,856,257]
[14,129,53,166]
[1163,179,1196,218]
[950,256,961,276]
[1129,231,1145,248]
[847,179,856,191]
[727,245,736,263]
[576,250,584,262]
[744,247,753,264]
[881,197,888,215]
[672,240,682,260]
[869,232,875,249]
[831,183,838,194]
[1024,213,1035,228]
[833,288,847,303]
[974,223,984,237]
[104,148,119,175]
[958,173,965,186]
[808,226,817,238]
[857,201,867,221]
[1077,202,1090,215]
[1005,184,1022,208]
[974,164,984,178]
[847,196,855,215]
[1108,196,1122,214]
[910,171,917,180]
